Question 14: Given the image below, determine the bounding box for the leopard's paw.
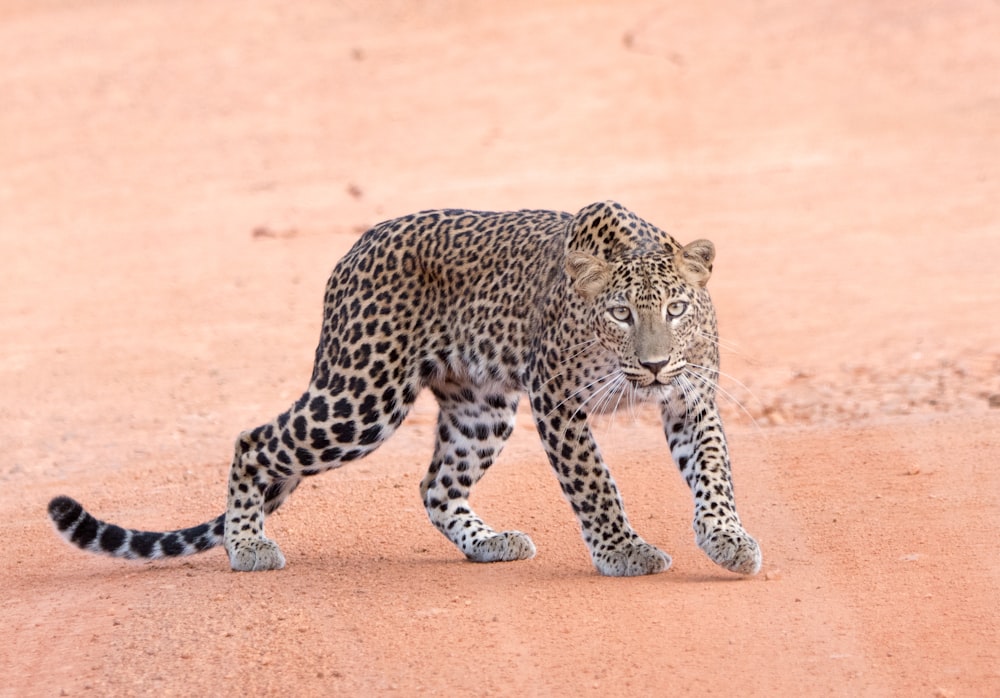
[698,526,761,575]
[592,540,671,577]
[227,537,286,572]
[466,530,537,563]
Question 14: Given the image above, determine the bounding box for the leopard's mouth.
[629,381,679,406]
[624,364,684,389]
[623,374,680,393]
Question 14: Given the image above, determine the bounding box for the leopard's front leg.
[662,394,761,575]
[530,388,670,577]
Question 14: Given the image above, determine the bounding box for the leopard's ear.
[566,250,611,300]
[676,239,714,287]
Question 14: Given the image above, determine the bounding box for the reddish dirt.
[2,1,999,696]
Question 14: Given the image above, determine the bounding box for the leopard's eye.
[666,301,688,319]
[608,306,633,323]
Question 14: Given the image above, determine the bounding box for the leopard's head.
[564,202,718,391]
[566,240,715,388]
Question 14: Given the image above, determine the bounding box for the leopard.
[48,200,762,577]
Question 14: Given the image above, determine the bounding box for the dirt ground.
[2,1,999,696]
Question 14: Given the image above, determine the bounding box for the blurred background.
[3,2,997,451]
[3,3,999,695]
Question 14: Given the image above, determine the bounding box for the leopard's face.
[566,239,717,395]
[590,255,702,388]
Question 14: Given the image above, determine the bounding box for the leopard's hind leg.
[224,424,292,571]
[225,377,419,571]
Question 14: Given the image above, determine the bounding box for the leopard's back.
[319,208,570,376]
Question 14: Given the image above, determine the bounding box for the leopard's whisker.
[609,375,629,429]
[684,367,762,431]
[676,374,698,423]
[685,361,764,410]
[592,372,628,430]
[562,338,601,355]
[568,373,621,423]
[550,371,616,422]
[695,330,745,356]
[591,372,629,413]
[538,339,602,391]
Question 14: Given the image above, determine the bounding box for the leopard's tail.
[47,495,225,560]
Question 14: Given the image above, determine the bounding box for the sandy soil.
[2,1,999,696]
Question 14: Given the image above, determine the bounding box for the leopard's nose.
[640,360,670,376]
